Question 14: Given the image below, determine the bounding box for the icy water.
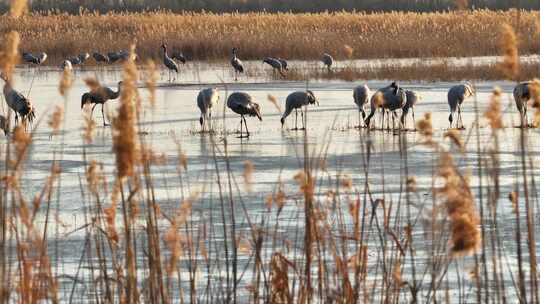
[2,62,540,302]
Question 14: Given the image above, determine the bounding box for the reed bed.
[0,10,539,64]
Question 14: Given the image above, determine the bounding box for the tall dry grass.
[0,10,539,64]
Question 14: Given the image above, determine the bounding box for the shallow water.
[2,63,540,302]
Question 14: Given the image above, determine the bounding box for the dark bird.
[277,58,289,71]
[514,81,537,128]
[81,81,123,126]
[60,60,72,71]
[263,57,286,78]
[230,48,244,81]
[322,53,334,71]
[401,89,420,130]
[1,73,36,131]
[281,90,318,130]
[448,82,474,129]
[353,84,370,127]
[227,92,262,138]
[93,52,110,64]
[365,84,407,130]
[108,51,122,63]
[22,52,47,65]
[172,51,187,64]
[161,43,179,82]
[197,88,220,132]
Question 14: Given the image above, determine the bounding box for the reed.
[0,10,539,64]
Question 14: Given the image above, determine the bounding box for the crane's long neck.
[111,84,122,99]
[162,46,168,59]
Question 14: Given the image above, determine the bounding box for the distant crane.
[280,90,318,130]
[108,51,122,63]
[277,58,289,71]
[365,83,407,130]
[231,48,244,82]
[353,84,370,127]
[447,82,474,129]
[263,57,286,78]
[161,43,179,82]
[79,53,90,65]
[401,89,420,130]
[513,81,536,128]
[322,53,334,71]
[93,52,110,64]
[0,73,36,131]
[22,52,47,65]
[197,88,220,132]
[81,81,123,126]
[227,92,262,138]
[172,51,187,64]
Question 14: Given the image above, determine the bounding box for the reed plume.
[267,94,282,113]
[484,87,503,130]
[444,129,465,152]
[9,0,27,18]
[0,31,20,79]
[416,112,434,144]
[112,45,138,178]
[498,23,519,80]
[144,59,157,108]
[48,106,63,135]
[58,68,73,97]
[243,160,254,192]
[343,45,354,59]
[437,152,481,257]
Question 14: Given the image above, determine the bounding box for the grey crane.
[197,88,220,132]
[81,81,123,126]
[401,89,419,130]
[79,53,90,65]
[353,84,370,127]
[227,92,262,138]
[93,52,110,64]
[22,52,47,65]
[230,48,244,82]
[108,51,122,63]
[513,81,536,128]
[365,84,407,130]
[161,43,179,82]
[447,82,474,129]
[0,73,36,131]
[263,57,285,78]
[281,90,318,130]
[0,115,7,136]
[277,58,289,71]
[118,50,136,62]
[172,51,187,64]
[322,53,334,71]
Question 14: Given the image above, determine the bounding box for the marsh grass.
[1,10,539,64]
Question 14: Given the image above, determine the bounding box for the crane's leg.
[458,105,463,129]
[208,112,212,133]
[412,108,416,131]
[524,106,530,128]
[243,115,250,137]
[294,109,298,130]
[301,110,305,130]
[380,109,385,130]
[102,104,109,126]
[391,111,395,130]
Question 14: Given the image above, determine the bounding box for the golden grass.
[1,10,539,64]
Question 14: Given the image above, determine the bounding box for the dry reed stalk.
[58,68,73,97]
[9,0,27,18]
[0,31,20,80]
[270,252,293,303]
[243,160,254,192]
[444,129,465,152]
[436,152,481,257]
[144,59,157,108]
[113,45,138,178]
[416,112,434,145]
[342,45,354,59]
[498,23,519,80]
[484,87,503,130]
[48,105,63,135]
